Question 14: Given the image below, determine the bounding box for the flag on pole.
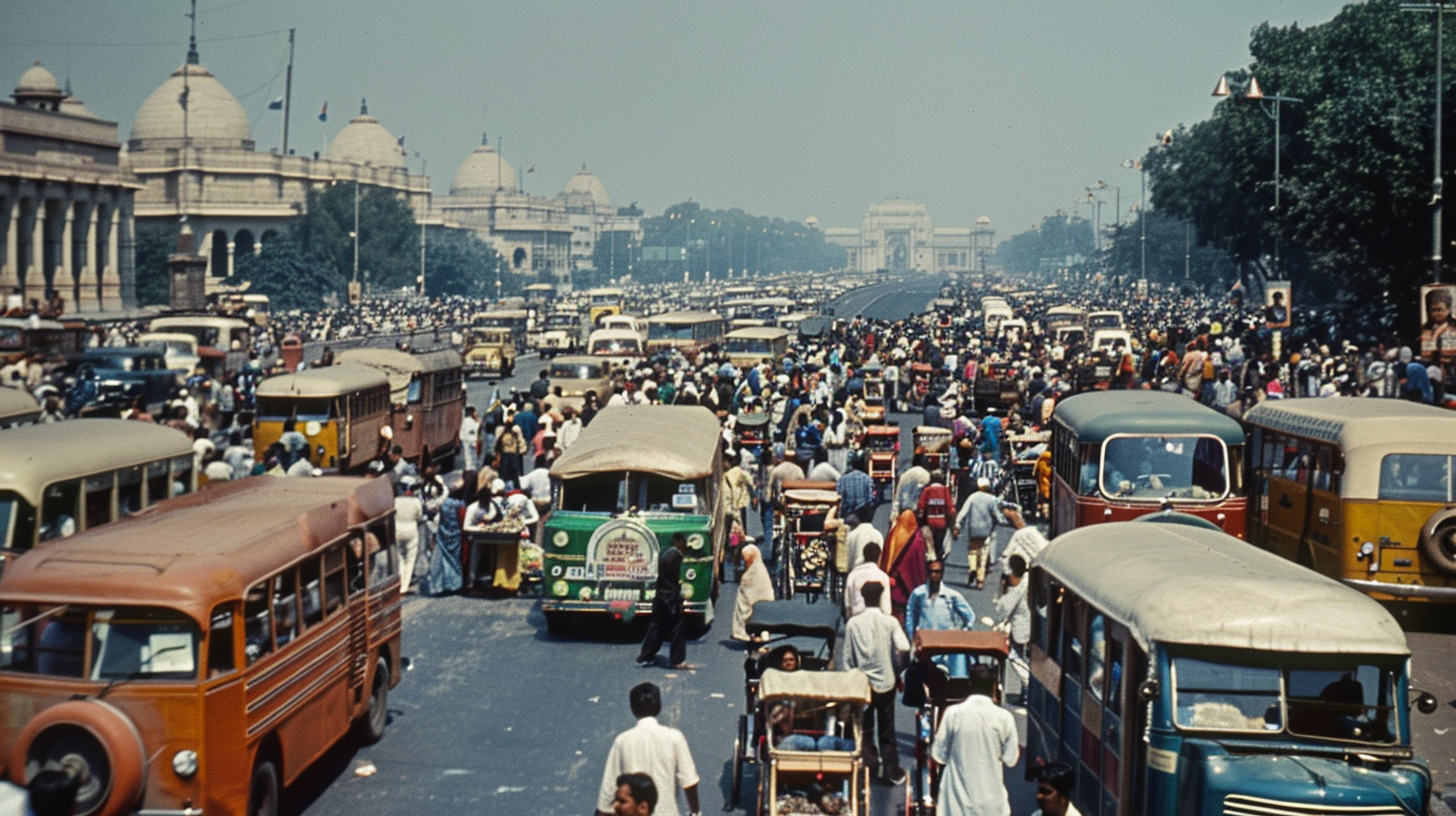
[527,164,536,173]
[318,101,328,122]
[268,96,284,110]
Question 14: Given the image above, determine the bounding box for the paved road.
[287,279,1456,816]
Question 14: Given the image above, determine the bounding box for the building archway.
[210,229,229,278]
[513,247,527,269]
[236,228,256,257]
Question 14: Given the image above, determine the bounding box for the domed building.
[438,134,573,285]
[0,60,138,311]
[823,198,976,276]
[556,165,640,281]
[328,100,405,170]
[127,41,432,288]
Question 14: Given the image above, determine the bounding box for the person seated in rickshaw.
[766,648,856,753]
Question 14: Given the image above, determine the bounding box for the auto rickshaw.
[862,423,900,499]
[735,411,772,477]
[751,669,875,816]
[732,600,841,809]
[913,426,955,473]
[973,361,1021,415]
[775,484,842,603]
[906,629,1011,816]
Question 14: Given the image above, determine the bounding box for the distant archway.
[513,247,527,269]
[210,229,229,278]
[236,228,256,256]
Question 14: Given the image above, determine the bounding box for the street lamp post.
[1213,73,1303,274]
[1403,1,1452,282]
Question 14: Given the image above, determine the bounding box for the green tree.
[424,227,507,299]
[292,183,419,293]
[232,233,345,311]
[132,221,175,306]
[991,213,1093,274]
[636,202,845,283]
[1104,210,1239,287]
[1146,0,1442,321]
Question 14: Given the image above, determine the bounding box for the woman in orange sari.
[878,509,928,623]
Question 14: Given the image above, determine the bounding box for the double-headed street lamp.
[1213,73,1303,274]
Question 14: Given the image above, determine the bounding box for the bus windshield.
[1095,435,1228,500]
[1173,655,1398,745]
[2,605,202,681]
[550,362,604,380]
[591,337,640,355]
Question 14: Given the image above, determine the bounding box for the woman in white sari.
[731,542,776,642]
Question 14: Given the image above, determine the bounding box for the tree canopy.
[1147,0,1445,319]
[632,202,845,283]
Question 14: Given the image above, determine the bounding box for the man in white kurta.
[596,683,700,816]
[929,686,1019,816]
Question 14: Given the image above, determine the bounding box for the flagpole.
[281,28,294,155]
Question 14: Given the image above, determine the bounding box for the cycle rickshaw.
[775,482,842,603]
[731,600,842,809]
[905,629,1010,816]
[861,424,900,500]
[861,372,886,425]
[913,425,955,473]
[752,669,874,816]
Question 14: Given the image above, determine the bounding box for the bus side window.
[346,535,368,593]
[171,456,193,496]
[84,473,113,530]
[244,584,272,665]
[366,529,396,589]
[1078,445,1099,495]
[118,466,143,517]
[273,573,298,646]
[39,480,80,542]
[324,542,348,614]
[1088,614,1107,701]
[208,604,236,677]
[1106,637,1124,710]
[1063,599,1083,681]
[300,556,323,630]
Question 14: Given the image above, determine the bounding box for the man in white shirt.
[842,582,909,784]
[843,541,891,619]
[596,683,700,816]
[844,514,884,572]
[930,665,1019,816]
[460,406,481,471]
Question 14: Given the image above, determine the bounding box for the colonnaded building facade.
[0,61,140,311]
[0,44,640,312]
[823,198,994,276]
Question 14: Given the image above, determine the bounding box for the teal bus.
[1025,519,1433,815]
[539,405,725,635]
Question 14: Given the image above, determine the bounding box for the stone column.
[77,200,100,312]
[226,238,236,280]
[25,198,46,306]
[54,199,76,312]
[115,200,134,308]
[1,196,18,297]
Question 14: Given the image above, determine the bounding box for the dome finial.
[481,131,489,147]
[360,98,368,116]
[185,0,199,65]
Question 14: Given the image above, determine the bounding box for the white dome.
[976,215,992,225]
[13,60,64,109]
[60,95,98,119]
[130,61,252,150]
[450,135,518,195]
[16,60,60,95]
[562,168,609,208]
[327,100,404,169]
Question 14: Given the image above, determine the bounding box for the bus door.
[1304,447,1344,571]
[1262,438,1312,563]
[202,602,249,805]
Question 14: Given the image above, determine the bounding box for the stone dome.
[804,216,820,229]
[562,167,609,208]
[130,59,252,150]
[327,100,405,170]
[450,134,518,196]
[13,60,64,109]
[60,94,97,119]
[976,215,992,225]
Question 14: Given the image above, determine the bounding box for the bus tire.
[12,700,146,816]
[687,612,712,638]
[248,757,280,816]
[1420,509,1456,575]
[353,656,390,745]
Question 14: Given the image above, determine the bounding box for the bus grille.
[1224,794,1407,816]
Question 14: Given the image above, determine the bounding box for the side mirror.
[1138,678,1159,702]
[1411,689,1439,715]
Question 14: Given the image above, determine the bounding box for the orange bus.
[1049,390,1246,538]
[0,476,402,816]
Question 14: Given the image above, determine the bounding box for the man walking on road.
[953,477,1007,590]
[637,533,689,669]
[843,581,910,783]
[929,665,1019,816]
[596,683,701,816]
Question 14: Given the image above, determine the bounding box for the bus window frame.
[1096,433,1233,503]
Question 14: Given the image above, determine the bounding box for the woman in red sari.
[878,509,928,623]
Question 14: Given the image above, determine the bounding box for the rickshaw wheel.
[730,714,747,809]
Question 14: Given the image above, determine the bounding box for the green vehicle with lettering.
[540,405,725,635]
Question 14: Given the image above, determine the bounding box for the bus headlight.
[552,530,570,548]
[552,580,570,597]
[686,534,705,551]
[1358,541,1376,561]
[172,749,199,778]
[681,584,695,600]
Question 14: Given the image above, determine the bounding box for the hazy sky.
[2,1,1353,238]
